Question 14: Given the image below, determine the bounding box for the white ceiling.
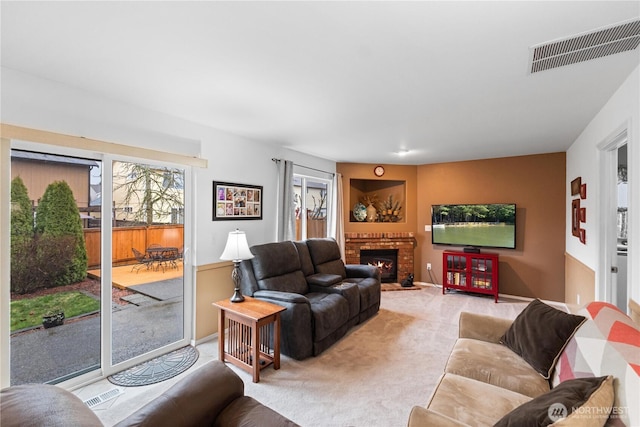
[2,1,639,165]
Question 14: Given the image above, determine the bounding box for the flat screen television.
[431,203,516,249]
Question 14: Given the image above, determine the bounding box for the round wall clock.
[374,165,385,177]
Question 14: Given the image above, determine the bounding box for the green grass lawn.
[11,291,101,332]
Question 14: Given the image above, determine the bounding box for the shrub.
[10,176,33,242]
[35,181,88,286]
[10,234,76,294]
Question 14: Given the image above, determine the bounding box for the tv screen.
[431,203,516,249]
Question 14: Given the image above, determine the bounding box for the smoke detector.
[529,19,640,74]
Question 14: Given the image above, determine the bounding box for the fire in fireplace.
[360,249,398,283]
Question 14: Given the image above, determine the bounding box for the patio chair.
[160,248,180,271]
[131,247,154,273]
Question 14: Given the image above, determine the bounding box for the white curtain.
[277,159,296,242]
[333,172,345,261]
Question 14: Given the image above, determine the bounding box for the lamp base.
[230,288,245,303]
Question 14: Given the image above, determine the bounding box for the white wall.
[1,67,336,266]
[566,65,639,303]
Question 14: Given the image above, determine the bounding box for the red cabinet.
[442,251,499,302]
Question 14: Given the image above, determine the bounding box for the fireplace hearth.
[360,249,398,283]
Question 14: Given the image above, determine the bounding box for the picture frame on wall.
[213,181,263,221]
[571,177,582,196]
[571,199,581,237]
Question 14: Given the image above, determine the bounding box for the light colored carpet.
[85,283,531,427]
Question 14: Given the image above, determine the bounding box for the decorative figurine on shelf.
[401,273,414,288]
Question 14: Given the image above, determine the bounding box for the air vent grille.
[530,19,640,73]
[83,388,123,408]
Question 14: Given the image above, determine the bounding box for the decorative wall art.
[570,177,586,244]
[571,177,582,196]
[213,181,263,221]
[572,199,581,238]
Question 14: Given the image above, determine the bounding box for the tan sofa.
[409,300,639,427]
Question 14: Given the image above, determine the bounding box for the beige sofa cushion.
[408,406,470,427]
[427,373,531,427]
[445,338,550,398]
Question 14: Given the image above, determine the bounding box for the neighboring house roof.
[11,150,99,167]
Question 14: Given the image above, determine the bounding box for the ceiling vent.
[529,19,640,74]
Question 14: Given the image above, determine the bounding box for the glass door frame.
[2,140,193,388]
[103,154,193,378]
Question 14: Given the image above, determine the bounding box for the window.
[293,174,332,239]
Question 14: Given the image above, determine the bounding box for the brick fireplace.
[344,232,416,283]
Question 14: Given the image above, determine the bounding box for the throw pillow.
[494,375,614,427]
[500,299,586,379]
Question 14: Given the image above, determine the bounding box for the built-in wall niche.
[349,179,406,223]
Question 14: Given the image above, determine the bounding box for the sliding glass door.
[9,149,103,384]
[8,143,191,385]
[110,160,186,365]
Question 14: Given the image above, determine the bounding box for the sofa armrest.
[306,273,343,287]
[115,361,243,427]
[407,407,470,427]
[253,290,309,305]
[345,264,380,279]
[458,312,512,343]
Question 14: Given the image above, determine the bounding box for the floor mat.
[108,345,199,387]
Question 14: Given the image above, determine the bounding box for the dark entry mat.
[108,345,198,387]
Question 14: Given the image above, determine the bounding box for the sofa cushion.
[500,299,586,379]
[0,384,103,427]
[343,277,381,311]
[306,292,349,341]
[552,302,640,427]
[306,238,347,278]
[427,373,531,427]
[494,375,614,427]
[250,242,309,294]
[445,338,550,398]
[293,241,315,277]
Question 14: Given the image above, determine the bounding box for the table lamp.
[220,229,254,302]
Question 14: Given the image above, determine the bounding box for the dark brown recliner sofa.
[239,238,381,360]
[0,361,299,427]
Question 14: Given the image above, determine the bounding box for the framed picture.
[213,181,263,221]
[571,199,581,237]
[571,177,582,196]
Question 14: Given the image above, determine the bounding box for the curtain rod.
[271,158,335,176]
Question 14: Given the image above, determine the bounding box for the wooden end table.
[212,296,286,383]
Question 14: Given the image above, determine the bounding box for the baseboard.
[193,332,218,347]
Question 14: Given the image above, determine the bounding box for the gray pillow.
[500,299,586,379]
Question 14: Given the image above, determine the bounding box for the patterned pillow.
[552,302,640,427]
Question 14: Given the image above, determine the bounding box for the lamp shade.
[220,229,254,262]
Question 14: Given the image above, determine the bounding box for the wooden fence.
[83,224,184,268]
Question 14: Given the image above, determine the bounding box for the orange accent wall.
[339,153,566,302]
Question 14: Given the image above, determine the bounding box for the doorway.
[598,128,629,312]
